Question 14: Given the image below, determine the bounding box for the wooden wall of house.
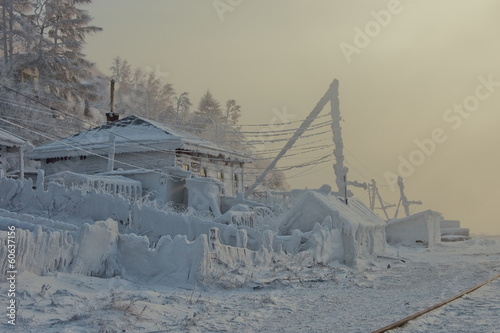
[113,151,176,171]
[40,152,176,176]
[175,154,245,197]
[41,155,108,176]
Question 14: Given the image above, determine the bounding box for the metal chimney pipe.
[110,79,115,115]
[106,79,119,123]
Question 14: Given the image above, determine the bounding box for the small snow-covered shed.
[28,115,251,202]
[386,210,442,247]
[278,189,386,266]
[0,128,32,179]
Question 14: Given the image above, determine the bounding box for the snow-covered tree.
[0,0,104,144]
[174,91,192,125]
[23,0,102,101]
[196,90,222,120]
[224,99,241,125]
[188,89,222,135]
[1,0,30,67]
[252,157,290,192]
[108,57,176,121]
[109,56,132,114]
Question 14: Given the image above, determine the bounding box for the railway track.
[372,272,500,333]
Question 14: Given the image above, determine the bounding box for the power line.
[1,82,384,189]
[0,84,333,161]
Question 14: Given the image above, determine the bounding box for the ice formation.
[0,174,393,286]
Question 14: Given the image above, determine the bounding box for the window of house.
[201,168,207,177]
[217,171,224,180]
[233,173,239,194]
[190,162,200,173]
[182,163,190,171]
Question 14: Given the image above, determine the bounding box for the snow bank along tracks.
[372,271,500,332]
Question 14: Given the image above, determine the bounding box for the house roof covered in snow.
[0,128,27,147]
[387,209,443,226]
[279,190,386,235]
[28,115,251,162]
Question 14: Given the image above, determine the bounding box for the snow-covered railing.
[46,171,142,201]
[246,189,306,209]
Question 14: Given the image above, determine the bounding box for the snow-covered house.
[278,188,386,266]
[28,115,251,204]
[0,128,32,179]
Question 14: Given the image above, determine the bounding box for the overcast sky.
[84,0,500,235]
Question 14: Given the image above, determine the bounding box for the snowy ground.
[2,236,499,332]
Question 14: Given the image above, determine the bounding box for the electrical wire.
[0,82,364,190]
[0,84,333,163]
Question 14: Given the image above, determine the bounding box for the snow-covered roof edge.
[387,210,443,226]
[280,190,386,234]
[0,128,28,147]
[310,191,387,227]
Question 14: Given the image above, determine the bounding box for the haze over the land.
[84,0,500,235]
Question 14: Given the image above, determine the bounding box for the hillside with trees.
[0,0,288,191]
[0,0,105,143]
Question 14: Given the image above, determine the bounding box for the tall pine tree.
[26,0,102,101]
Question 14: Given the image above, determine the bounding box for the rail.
[372,271,500,333]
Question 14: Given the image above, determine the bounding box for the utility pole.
[245,79,339,198]
[397,176,422,217]
[330,82,368,201]
[371,179,396,220]
[107,134,115,172]
[330,79,347,199]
